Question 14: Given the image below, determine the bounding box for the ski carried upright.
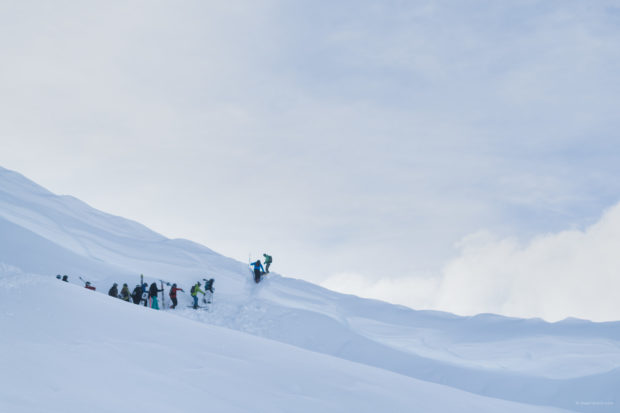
[159,280,168,309]
[248,255,255,280]
[139,274,148,307]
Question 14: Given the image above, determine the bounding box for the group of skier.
[62,253,273,310]
[105,279,215,310]
[251,253,272,283]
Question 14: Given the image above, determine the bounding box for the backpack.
[190,285,196,295]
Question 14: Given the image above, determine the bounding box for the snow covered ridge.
[1,165,619,412]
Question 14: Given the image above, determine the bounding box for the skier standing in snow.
[190,282,205,309]
[140,282,149,307]
[108,283,119,298]
[251,260,265,283]
[263,254,273,273]
[149,282,163,309]
[131,284,142,304]
[169,283,184,309]
[120,283,131,302]
[203,278,214,304]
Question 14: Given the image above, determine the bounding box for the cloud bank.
[323,202,620,322]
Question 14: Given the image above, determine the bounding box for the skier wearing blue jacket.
[251,260,265,284]
[140,283,149,307]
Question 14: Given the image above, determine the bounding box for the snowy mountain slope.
[186,276,620,412]
[0,166,247,290]
[1,165,619,412]
[0,271,572,413]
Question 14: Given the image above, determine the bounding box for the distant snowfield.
[1,166,619,412]
[346,316,620,379]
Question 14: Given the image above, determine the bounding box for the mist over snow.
[323,202,620,322]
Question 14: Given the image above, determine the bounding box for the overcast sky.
[2,1,620,321]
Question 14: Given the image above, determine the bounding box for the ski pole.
[160,280,166,309]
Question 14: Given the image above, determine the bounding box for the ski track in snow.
[1,165,619,412]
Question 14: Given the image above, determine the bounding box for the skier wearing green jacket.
[191,282,205,309]
[263,253,273,273]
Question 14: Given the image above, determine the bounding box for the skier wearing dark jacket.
[169,284,184,309]
[203,278,215,304]
[131,285,142,304]
[149,282,163,310]
[108,283,119,298]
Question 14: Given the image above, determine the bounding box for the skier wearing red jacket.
[169,283,184,309]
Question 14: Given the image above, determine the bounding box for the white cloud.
[437,202,620,321]
[321,271,440,309]
[323,202,620,322]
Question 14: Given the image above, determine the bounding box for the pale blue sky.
[2,0,620,319]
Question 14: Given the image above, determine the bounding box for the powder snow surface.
[0,166,618,412]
